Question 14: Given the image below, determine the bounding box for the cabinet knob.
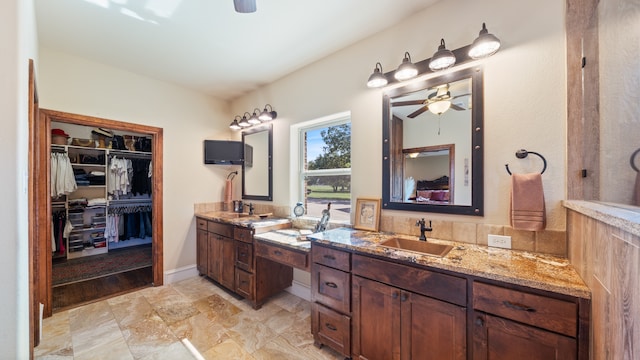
[392,292,399,299]
[475,318,484,326]
[400,293,408,302]
[274,250,283,256]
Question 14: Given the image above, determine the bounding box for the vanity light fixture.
[259,104,277,121]
[469,23,501,59]
[238,113,251,127]
[429,39,456,71]
[394,52,419,81]
[229,116,242,130]
[248,108,262,125]
[367,62,388,88]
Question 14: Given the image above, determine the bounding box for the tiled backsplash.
[194,202,567,257]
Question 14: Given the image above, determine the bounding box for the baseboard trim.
[163,264,199,284]
[285,279,311,301]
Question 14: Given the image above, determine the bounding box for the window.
[290,112,351,221]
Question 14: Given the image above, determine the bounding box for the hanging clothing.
[51,152,77,197]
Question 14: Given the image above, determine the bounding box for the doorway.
[34,109,164,318]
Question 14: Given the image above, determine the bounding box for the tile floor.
[35,276,343,359]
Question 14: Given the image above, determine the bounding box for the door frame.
[34,108,164,318]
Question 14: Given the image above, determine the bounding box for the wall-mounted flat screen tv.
[204,140,243,165]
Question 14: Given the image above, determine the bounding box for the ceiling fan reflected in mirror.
[392,84,471,117]
[234,0,256,13]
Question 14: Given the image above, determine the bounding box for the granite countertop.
[308,228,591,299]
[563,200,640,237]
[195,211,291,231]
[254,229,312,252]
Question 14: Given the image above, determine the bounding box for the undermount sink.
[379,237,453,258]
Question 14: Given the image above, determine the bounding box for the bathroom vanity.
[309,228,590,360]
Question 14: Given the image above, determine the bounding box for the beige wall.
[37,48,234,274]
[231,0,568,230]
[1,0,38,356]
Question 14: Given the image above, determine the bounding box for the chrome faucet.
[245,203,255,215]
[416,218,432,241]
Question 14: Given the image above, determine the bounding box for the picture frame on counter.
[354,197,381,232]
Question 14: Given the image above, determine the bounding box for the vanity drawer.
[256,242,309,271]
[234,227,253,243]
[473,281,577,337]
[196,218,208,231]
[312,244,351,272]
[311,263,350,314]
[311,302,351,358]
[207,221,233,238]
[352,254,467,306]
[235,241,253,272]
[235,268,254,299]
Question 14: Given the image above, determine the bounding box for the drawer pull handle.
[323,254,336,260]
[503,301,536,313]
[325,323,337,331]
[274,250,283,256]
[325,282,338,288]
[240,252,247,257]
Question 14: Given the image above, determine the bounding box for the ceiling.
[35,0,440,101]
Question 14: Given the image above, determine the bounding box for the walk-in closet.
[36,109,163,314]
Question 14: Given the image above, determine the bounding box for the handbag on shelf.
[111,135,127,150]
[135,137,152,152]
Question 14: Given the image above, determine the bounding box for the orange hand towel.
[510,173,546,231]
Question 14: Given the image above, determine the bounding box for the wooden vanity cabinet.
[351,254,467,360]
[207,222,235,290]
[471,281,586,360]
[196,218,208,275]
[311,243,352,358]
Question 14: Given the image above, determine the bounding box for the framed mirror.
[382,67,484,215]
[242,123,273,201]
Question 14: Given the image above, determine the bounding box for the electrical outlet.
[488,234,511,249]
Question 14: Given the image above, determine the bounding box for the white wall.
[1,0,38,357]
[231,0,568,230]
[38,48,235,274]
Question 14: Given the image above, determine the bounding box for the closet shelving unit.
[51,139,153,260]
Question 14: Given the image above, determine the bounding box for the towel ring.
[631,148,640,173]
[505,149,547,175]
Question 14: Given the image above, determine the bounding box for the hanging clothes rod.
[505,149,547,175]
[109,150,152,159]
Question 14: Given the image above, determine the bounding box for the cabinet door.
[219,236,235,290]
[196,228,208,275]
[352,275,401,360]
[401,291,466,360]
[207,233,221,281]
[472,312,576,360]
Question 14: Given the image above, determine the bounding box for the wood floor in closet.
[52,267,153,312]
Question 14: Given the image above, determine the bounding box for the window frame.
[289,111,351,219]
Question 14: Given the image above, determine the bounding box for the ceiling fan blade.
[451,93,471,100]
[234,0,256,13]
[450,103,465,111]
[408,106,428,118]
[392,100,426,106]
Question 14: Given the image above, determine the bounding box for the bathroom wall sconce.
[428,39,456,71]
[367,62,388,88]
[230,104,278,130]
[469,23,501,59]
[259,104,277,121]
[394,52,419,81]
[366,22,501,88]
